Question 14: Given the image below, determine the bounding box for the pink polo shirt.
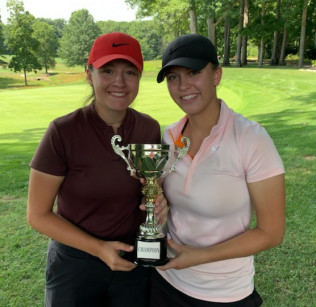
[158,100,284,302]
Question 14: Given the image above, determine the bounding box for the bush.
[285,53,299,61]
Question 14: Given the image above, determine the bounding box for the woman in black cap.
[151,34,285,306]
[27,32,168,307]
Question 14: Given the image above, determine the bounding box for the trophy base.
[134,236,169,267]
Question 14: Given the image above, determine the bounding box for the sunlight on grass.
[0,62,315,306]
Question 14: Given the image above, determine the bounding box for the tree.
[278,0,297,65]
[235,0,244,66]
[32,20,58,73]
[129,21,164,60]
[124,0,314,66]
[223,16,231,65]
[59,9,100,71]
[270,0,281,65]
[299,0,309,68]
[258,1,266,67]
[0,17,5,56]
[241,0,249,65]
[5,0,41,85]
[189,0,198,34]
[195,0,239,62]
[96,20,164,60]
[38,18,66,39]
[126,0,190,41]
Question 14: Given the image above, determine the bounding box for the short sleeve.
[30,121,68,176]
[242,124,285,183]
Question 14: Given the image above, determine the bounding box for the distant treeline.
[0,0,315,85]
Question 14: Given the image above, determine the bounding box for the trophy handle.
[169,136,190,173]
[111,135,136,176]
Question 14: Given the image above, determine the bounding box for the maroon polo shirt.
[30,103,161,244]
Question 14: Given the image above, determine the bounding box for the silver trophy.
[111,135,190,266]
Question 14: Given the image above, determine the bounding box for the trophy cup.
[111,135,190,266]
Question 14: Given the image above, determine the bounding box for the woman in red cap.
[150,34,285,306]
[27,32,167,306]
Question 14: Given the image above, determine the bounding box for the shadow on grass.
[246,91,316,149]
[0,128,46,143]
[0,76,24,89]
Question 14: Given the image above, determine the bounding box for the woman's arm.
[27,168,136,271]
[158,173,285,270]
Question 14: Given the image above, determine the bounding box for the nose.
[113,72,125,86]
[179,75,191,91]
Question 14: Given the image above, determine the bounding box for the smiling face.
[87,59,141,119]
[165,63,222,117]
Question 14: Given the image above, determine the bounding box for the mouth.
[109,91,127,97]
[181,94,198,101]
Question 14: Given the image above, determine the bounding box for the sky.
[0,0,138,24]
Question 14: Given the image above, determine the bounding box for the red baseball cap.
[88,32,143,72]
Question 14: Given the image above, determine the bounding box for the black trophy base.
[134,236,169,267]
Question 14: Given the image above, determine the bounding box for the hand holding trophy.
[111,135,190,266]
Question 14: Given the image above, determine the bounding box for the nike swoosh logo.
[112,43,129,47]
[169,45,185,55]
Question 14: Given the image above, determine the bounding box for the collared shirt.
[158,100,284,302]
[30,103,161,243]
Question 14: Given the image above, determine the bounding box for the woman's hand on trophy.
[154,193,169,225]
[156,239,203,271]
[97,241,136,271]
[139,193,169,224]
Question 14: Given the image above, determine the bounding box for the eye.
[166,74,177,81]
[190,70,200,76]
[126,70,137,76]
[99,67,112,74]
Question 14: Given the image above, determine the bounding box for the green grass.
[0,62,315,306]
[0,57,86,89]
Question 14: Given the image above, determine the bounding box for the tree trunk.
[24,68,27,86]
[299,0,308,68]
[241,0,249,65]
[207,16,216,49]
[279,26,288,66]
[223,16,231,66]
[258,38,264,67]
[270,31,279,65]
[258,1,265,67]
[189,2,198,34]
[270,0,281,65]
[235,0,244,67]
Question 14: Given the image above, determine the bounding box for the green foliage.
[5,1,42,84]
[37,18,66,39]
[126,0,190,40]
[124,0,315,62]
[97,20,164,60]
[32,20,59,73]
[0,19,4,54]
[286,53,299,61]
[58,9,101,69]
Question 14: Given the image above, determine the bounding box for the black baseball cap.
[157,34,219,83]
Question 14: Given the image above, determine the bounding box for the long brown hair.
[84,65,95,106]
